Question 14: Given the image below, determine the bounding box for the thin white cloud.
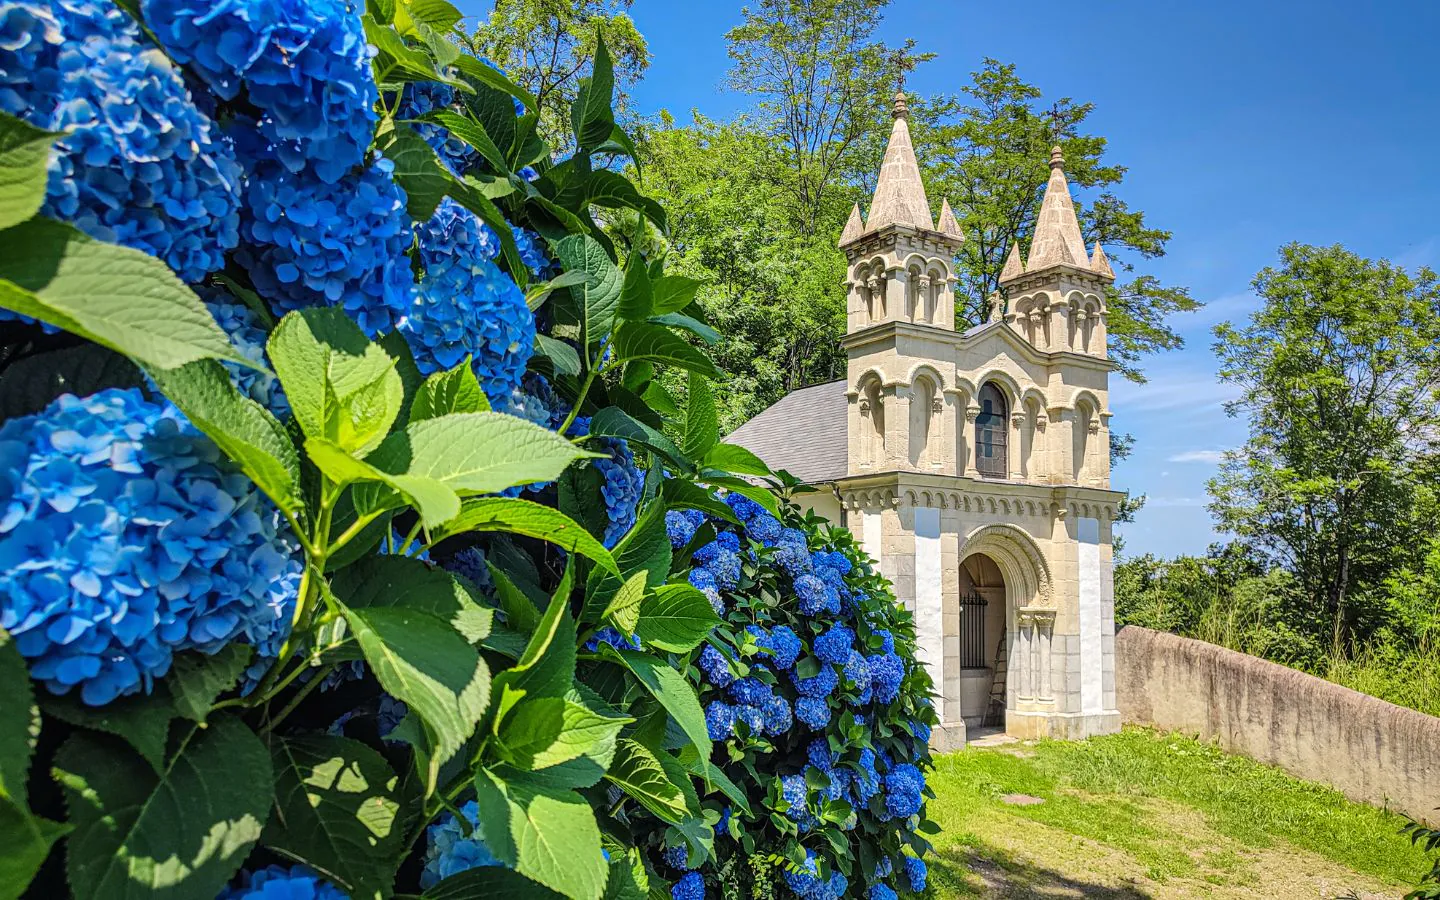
[1145,496,1208,508]
[1168,449,1225,464]
[1111,374,1241,414]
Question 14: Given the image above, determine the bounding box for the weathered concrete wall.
[1116,625,1440,824]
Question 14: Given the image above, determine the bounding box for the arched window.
[860,377,885,466]
[974,384,1008,478]
[909,376,936,467]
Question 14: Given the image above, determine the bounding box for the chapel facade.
[729,93,1125,748]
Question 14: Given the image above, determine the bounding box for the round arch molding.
[957,522,1052,607]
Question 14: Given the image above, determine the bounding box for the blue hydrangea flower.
[420,799,505,888]
[203,292,288,417]
[0,389,302,705]
[855,748,882,801]
[727,674,772,707]
[594,438,643,547]
[807,737,837,772]
[697,644,736,688]
[875,629,896,654]
[705,700,736,740]
[747,624,800,670]
[512,225,551,276]
[868,883,897,900]
[494,372,563,431]
[700,547,741,590]
[444,546,494,593]
[815,625,854,666]
[218,865,348,900]
[867,652,904,704]
[666,510,699,548]
[396,80,479,175]
[793,663,838,699]
[883,762,924,819]
[795,696,830,730]
[688,567,722,614]
[715,805,731,836]
[236,156,417,337]
[740,512,778,544]
[406,198,534,398]
[844,650,872,694]
[735,703,765,735]
[377,693,407,738]
[793,574,832,616]
[663,844,691,871]
[0,1,241,284]
[912,720,932,747]
[772,530,814,577]
[672,871,705,900]
[875,856,893,879]
[143,0,377,182]
[761,693,792,735]
[779,773,817,830]
[584,626,641,653]
[724,493,764,521]
[904,856,927,893]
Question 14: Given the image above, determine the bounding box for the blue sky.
[463,0,1440,558]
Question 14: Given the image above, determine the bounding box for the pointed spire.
[840,203,866,245]
[1090,242,1114,279]
[1000,242,1025,282]
[1025,145,1090,271]
[865,91,933,232]
[936,199,962,238]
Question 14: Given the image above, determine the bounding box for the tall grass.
[1326,636,1440,717]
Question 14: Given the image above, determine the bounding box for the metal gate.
[959,591,988,668]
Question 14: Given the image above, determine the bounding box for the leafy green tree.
[1209,244,1440,654]
[913,59,1198,382]
[471,0,648,147]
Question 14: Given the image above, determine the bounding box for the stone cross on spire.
[1025,146,1090,270]
[863,91,934,232]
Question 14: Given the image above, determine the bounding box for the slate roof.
[725,379,848,484]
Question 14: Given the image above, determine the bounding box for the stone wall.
[1115,626,1440,824]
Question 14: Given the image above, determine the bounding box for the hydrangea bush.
[0,2,936,898]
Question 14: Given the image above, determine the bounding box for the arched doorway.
[951,553,1008,729]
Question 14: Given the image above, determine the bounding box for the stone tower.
[728,99,1126,748]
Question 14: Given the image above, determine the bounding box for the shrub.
[0,3,935,899]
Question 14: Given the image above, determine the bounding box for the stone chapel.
[728,92,1125,749]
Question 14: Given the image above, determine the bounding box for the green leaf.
[266,735,403,900]
[679,751,752,817]
[379,121,454,219]
[400,0,462,31]
[0,628,35,803]
[651,312,720,345]
[682,372,718,460]
[586,170,666,232]
[422,865,568,900]
[0,218,251,370]
[0,341,142,421]
[609,650,711,776]
[331,555,493,644]
[498,691,630,771]
[451,54,538,114]
[602,571,648,635]
[53,716,271,900]
[491,573,577,714]
[358,413,593,511]
[41,690,175,773]
[0,112,61,230]
[0,800,67,900]
[604,739,688,824]
[378,330,424,429]
[413,109,507,176]
[601,848,649,900]
[553,234,622,347]
[702,443,772,477]
[430,497,620,575]
[570,35,616,152]
[616,254,653,321]
[443,173,527,286]
[580,500,670,622]
[341,603,490,766]
[650,275,705,316]
[268,308,403,454]
[588,407,691,473]
[489,565,543,636]
[611,323,719,378]
[412,357,489,421]
[635,585,721,653]
[472,766,608,900]
[167,646,252,724]
[526,270,589,312]
[147,360,305,517]
[534,334,582,377]
[310,438,462,528]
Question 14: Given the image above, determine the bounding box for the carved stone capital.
[1035,414,1048,432]
[931,397,944,414]
[1010,413,1025,430]
[965,405,981,424]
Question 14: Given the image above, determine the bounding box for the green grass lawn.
[923,727,1432,898]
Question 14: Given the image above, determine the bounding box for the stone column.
[1048,407,1074,485]
[884,386,906,470]
[1015,616,1032,699]
[963,405,981,478]
[1009,412,1025,480]
[885,267,908,325]
[1048,299,1071,352]
[1037,611,1055,700]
